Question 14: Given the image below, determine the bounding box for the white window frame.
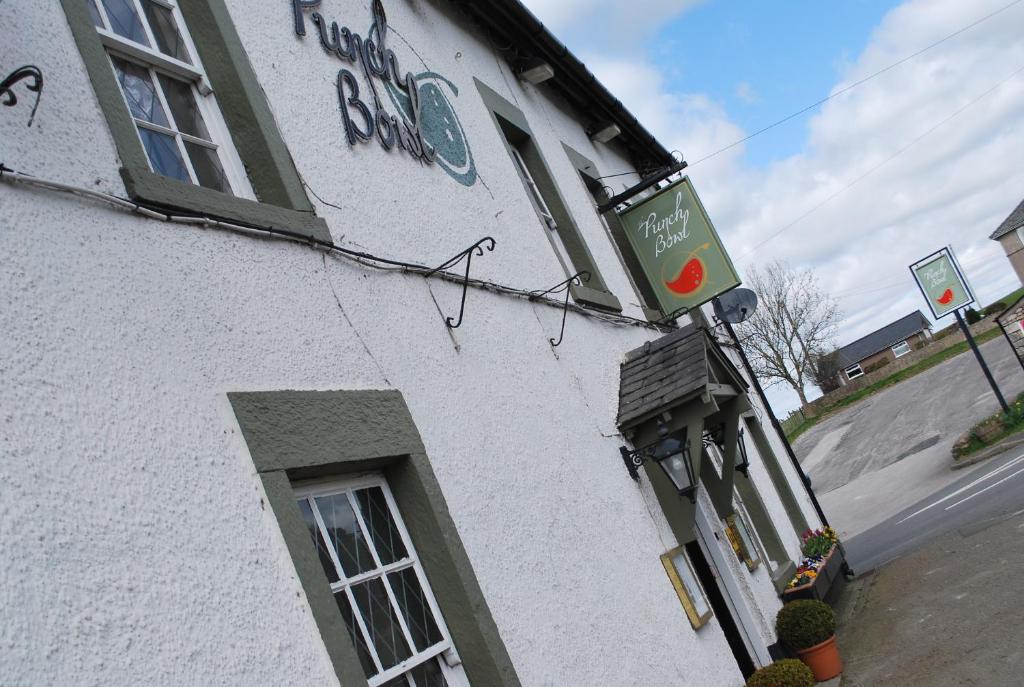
[508,145,576,272]
[845,364,864,380]
[294,475,470,687]
[89,0,254,198]
[891,340,912,358]
[509,146,556,229]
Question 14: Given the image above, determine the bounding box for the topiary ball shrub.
[776,599,836,651]
[746,659,814,687]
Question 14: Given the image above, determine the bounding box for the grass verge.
[787,326,1005,441]
[954,392,1024,460]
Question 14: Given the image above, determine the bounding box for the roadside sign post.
[954,309,1009,413]
[910,247,1009,414]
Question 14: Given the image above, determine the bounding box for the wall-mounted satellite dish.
[713,288,758,324]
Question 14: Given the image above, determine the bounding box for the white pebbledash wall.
[1,1,820,685]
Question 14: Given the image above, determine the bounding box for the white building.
[1,1,823,685]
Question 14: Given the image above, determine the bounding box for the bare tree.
[737,260,840,407]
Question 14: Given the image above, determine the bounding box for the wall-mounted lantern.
[735,428,751,477]
[620,419,697,502]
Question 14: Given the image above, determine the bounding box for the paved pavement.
[832,509,1024,686]
[792,335,1024,539]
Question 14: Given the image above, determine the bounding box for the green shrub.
[776,600,836,651]
[965,307,981,325]
[863,358,890,374]
[982,301,1007,317]
[746,659,814,687]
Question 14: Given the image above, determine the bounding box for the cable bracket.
[529,270,590,347]
[1,66,43,127]
[425,236,496,329]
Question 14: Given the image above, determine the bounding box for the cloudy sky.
[521,0,1024,414]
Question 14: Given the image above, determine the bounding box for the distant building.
[835,311,933,384]
[990,196,1024,285]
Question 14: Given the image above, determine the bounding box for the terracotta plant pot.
[796,634,843,681]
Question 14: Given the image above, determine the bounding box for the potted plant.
[745,659,814,687]
[776,600,843,681]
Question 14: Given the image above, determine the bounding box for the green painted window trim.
[562,143,664,321]
[473,79,622,313]
[744,417,811,539]
[228,390,521,687]
[59,0,330,242]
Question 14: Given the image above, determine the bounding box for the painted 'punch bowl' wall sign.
[291,0,477,187]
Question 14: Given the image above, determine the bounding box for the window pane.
[100,0,150,46]
[409,658,449,687]
[380,677,411,687]
[351,578,412,670]
[141,0,191,63]
[86,0,104,27]
[315,493,376,577]
[388,567,442,652]
[184,141,230,193]
[156,75,210,139]
[297,499,339,584]
[335,592,377,678]
[356,487,408,566]
[111,57,169,127]
[137,126,188,182]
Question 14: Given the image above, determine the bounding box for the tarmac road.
[843,445,1024,571]
[793,333,1024,539]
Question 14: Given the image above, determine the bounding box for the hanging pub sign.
[616,177,741,316]
[909,246,974,319]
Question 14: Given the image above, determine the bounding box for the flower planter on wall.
[782,546,844,602]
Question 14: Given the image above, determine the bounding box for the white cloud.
[530,0,1024,414]
[520,0,704,44]
[735,81,758,104]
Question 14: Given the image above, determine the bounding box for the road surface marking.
[944,466,1024,511]
[895,454,1024,524]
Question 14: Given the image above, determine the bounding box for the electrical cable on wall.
[0,164,674,336]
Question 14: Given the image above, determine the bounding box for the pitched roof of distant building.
[990,196,1024,240]
[835,311,932,368]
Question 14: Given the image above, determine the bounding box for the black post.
[721,322,848,560]
[955,309,1009,414]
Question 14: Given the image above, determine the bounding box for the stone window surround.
[60,0,330,242]
[561,142,665,322]
[474,78,622,313]
[228,389,521,687]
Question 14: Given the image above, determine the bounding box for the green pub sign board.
[616,177,741,315]
[910,247,974,319]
